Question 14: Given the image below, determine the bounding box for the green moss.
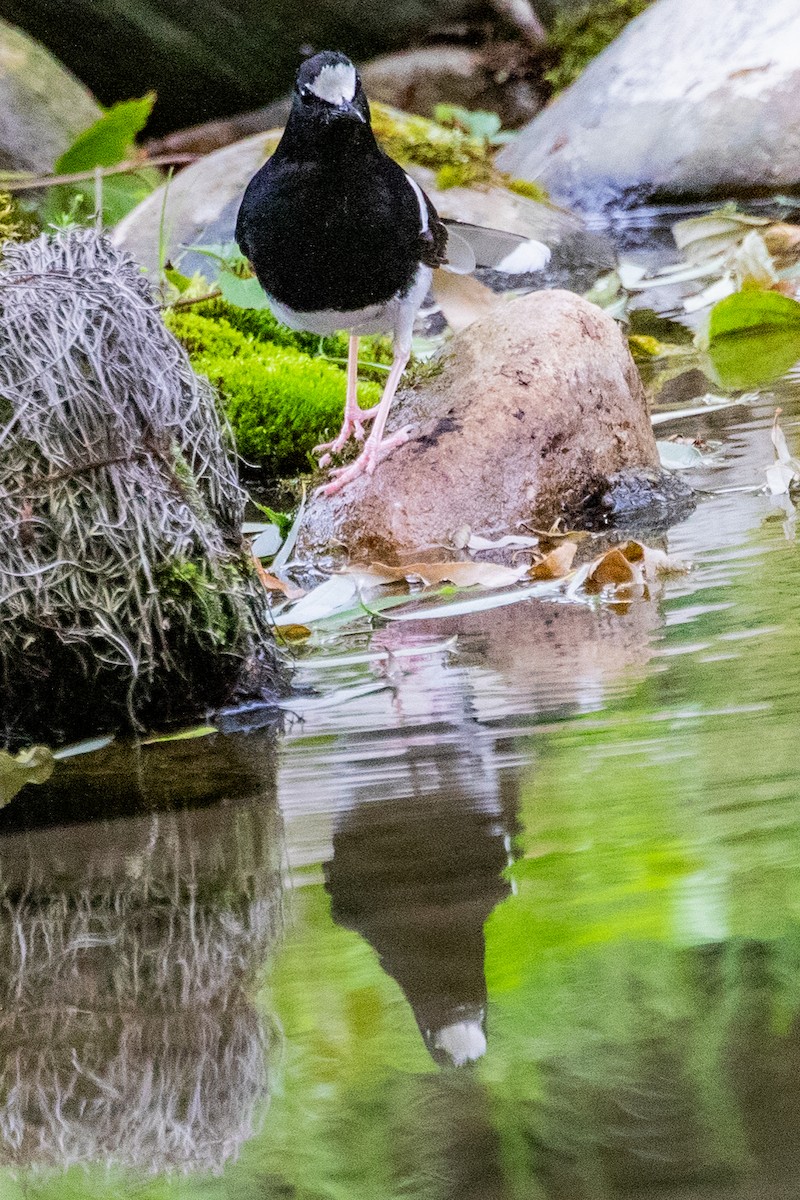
[0,192,38,248]
[372,103,544,197]
[190,298,393,375]
[504,177,550,204]
[545,0,652,93]
[156,557,250,648]
[371,103,492,177]
[166,310,382,474]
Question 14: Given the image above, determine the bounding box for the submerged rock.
[497,0,800,209]
[298,290,675,563]
[0,18,101,173]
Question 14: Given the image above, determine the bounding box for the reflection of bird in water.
[236,49,550,495]
[324,735,513,1067]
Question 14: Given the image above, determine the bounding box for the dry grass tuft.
[0,229,281,744]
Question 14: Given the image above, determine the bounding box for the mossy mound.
[166,302,386,475]
[544,0,653,93]
[0,230,284,748]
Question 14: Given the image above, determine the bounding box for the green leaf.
[54,93,156,172]
[0,746,55,806]
[704,328,800,391]
[218,270,272,310]
[708,289,800,342]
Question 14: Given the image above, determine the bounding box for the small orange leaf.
[529,541,577,580]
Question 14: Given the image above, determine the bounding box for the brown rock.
[298,290,660,564]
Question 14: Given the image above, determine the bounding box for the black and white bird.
[236,50,550,495]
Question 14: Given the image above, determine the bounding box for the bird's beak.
[334,99,366,123]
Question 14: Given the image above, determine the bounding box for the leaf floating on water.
[0,745,55,806]
[141,724,217,745]
[250,524,283,558]
[707,289,800,342]
[529,541,577,579]
[672,207,770,265]
[651,393,743,426]
[567,541,689,599]
[275,624,312,642]
[763,223,800,269]
[683,274,735,314]
[765,409,800,495]
[345,560,531,589]
[657,439,708,470]
[53,734,114,760]
[466,533,540,551]
[277,574,359,626]
[252,555,305,600]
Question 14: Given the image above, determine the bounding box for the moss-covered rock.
[371,103,548,199]
[166,306,383,475]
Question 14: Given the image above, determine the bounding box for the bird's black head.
[291,51,370,130]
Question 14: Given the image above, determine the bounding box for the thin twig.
[0,154,198,193]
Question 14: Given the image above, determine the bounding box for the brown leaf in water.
[275,624,312,642]
[764,222,800,268]
[528,541,577,579]
[252,554,305,599]
[578,540,688,595]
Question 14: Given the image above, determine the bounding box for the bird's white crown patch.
[308,62,357,105]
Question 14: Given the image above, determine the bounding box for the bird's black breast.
[236,150,426,314]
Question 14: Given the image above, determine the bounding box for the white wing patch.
[308,62,357,105]
[404,173,429,235]
[495,239,552,274]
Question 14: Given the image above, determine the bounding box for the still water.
[4,234,800,1199]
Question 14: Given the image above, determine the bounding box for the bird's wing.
[442,220,552,274]
[404,172,450,270]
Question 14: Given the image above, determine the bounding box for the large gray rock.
[497,0,800,209]
[297,290,662,563]
[0,19,101,173]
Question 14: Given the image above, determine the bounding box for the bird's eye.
[300,86,313,103]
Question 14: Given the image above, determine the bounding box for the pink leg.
[322,347,413,496]
[314,336,380,467]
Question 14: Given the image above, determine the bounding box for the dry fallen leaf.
[346,560,530,589]
[764,222,800,269]
[568,540,688,599]
[528,541,577,579]
[253,554,305,600]
[275,624,312,642]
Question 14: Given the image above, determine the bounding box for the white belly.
[265,265,432,341]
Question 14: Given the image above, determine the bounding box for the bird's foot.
[321,426,413,496]
[314,404,381,468]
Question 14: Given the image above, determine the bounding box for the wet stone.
[298,289,671,563]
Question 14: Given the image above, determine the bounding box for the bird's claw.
[322,425,413,496]
[313,405,379,466]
